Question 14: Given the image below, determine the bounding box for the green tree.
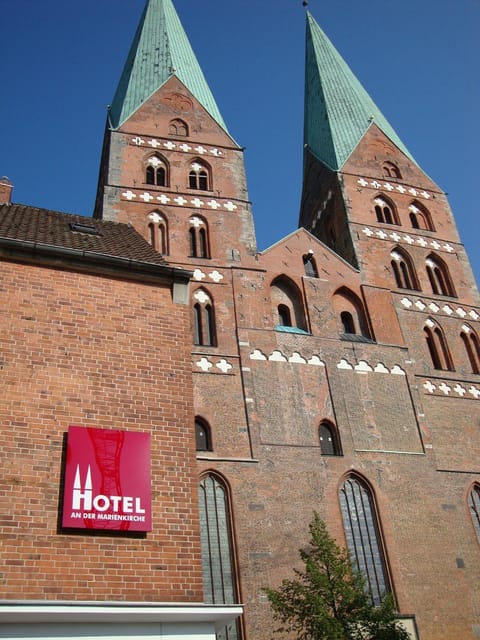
[263,513,410,640]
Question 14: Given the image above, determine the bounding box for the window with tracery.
[374,196,399,225]
[169,118,188,136]
[468,484,480,545]
[193,289,216,346]
[189,216,210,258]
[147,212,168,254]
[340,475,392,606]
[409,201,434,231]
[426,254,456,297]
[189,160,210,190]
[424,319,454,371]
[199,473,241,639]
[145,155,167,186]
[382,161,402,179]
[390,248,419,290]
[460,325,480,374]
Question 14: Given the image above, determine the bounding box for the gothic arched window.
[468,484,480,545]
[460,325,480,374]
[271,276,308,332]
[382,161,402,179]
[193,289,216,347]
[195,417,212,451]
[199,473,241,639]
[340,475,392,606]
[334,288,372,339]
[303,252,318,278]
[147,212,168,254]
[189,216,210,258]
[145,155,168,186]
[374,196,399,225]
[189,160,210,190]
[424,319,454,371]
[169,118,188,136]
[390,247,419,290]
[319,421,341,456]
[409,201,434,231]
[426,254,456,297]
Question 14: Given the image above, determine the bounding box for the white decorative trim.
[423,379,480,399]
[357,177,432,200]
[399,296,479,322]
[194,356,234,374]
[130,135,223,157]
[337,359,405,375]
[361,226,454,254]
[249,349,325,366]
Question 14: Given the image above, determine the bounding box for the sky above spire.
[109,0,227,131]
[304,12,415,171]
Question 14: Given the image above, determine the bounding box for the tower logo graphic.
[62,426,151,531]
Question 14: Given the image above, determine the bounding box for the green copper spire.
[109,0,227,131]
[305,13,415,170]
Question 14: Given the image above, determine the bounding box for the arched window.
[339,475,392,606]
[199,473,241,639]
[169,118,188,136]
[193,289,216,347]
[333,288,372,339]
[147,212,168,254]
[460,325,480,374]
[468,484,480,545]
[303,252,318,278]
[382,161,401,179]
[189,216,210,258]
[270,276,308,332]
[319,421,341,456]
[409,201,434,231]
[189,160,210,190]
[426,254,456,297]
[424,319,454,371]
[195,417,212,451]
[374,196,399,225]
[145,155,168,186]
[390,247,419,290]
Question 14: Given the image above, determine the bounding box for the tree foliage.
[263,513,410,640]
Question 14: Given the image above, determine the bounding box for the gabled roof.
[109,0,228,132]
[0,204,169,266]
[304,13,416,170]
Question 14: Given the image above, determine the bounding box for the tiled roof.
[0,204,169,267]
[109,0,228,132]
[304,13,416,170]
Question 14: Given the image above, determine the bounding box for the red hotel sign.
[62,426,151,532]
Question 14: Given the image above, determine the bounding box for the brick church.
[1,1,479,638]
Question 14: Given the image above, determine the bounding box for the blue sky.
[1,0,479,285]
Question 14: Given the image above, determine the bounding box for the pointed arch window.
[145,155,168,186]
[390,248,419,290]
[193,289,216,347]
[460,324,480,374]
[468,484,480,545]
[189,216,210,258]
[334,288,372,340]
[409,201,434,231]
[195,417,212,452]
[189,160,210,190]
[303,252,318,277]
[199,473,241,639]
[169,118,188,137]
[426,254,456,297]
[424,319,454,371]
[147,212,168,254]
[374,196,399,225]
[271,276,308,332]
[319,421,341,456]
[340,475,392,606]
[382,161,402,179]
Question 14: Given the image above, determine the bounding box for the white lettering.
[135,497,145,514]
[93,495,110,512]
[123,496,133,513]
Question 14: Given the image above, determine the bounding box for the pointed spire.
[109,0,227,132]
[304,12,415,170]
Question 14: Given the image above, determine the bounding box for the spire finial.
[302,1,309,6]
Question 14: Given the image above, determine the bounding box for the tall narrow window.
[424,319,454,371]
[271,276,308,332]
[147,212,168,254]
[145,155,167,186]
[303,252,318,277]
[195,417,212,451]
[409,202,433,231]
[374,196,399,225]
[468,484,480,545]
[426,254,456,297]
[334,288,372,340]
[277,304,292,327]
[341,311,356,334]
[189,160,210,190]
[193,289,216,347]
[199,473,241,640]
[189,216,210,258]
[319,421,341,456]
[390,248,419,290]
[460,325,480,374]
[340,475,391,606]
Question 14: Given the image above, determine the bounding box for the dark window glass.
[195,418,212,451]
[278,304,292,326]
[341,311,356,334]
[469,485,480,544]
[319,422,340,455]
